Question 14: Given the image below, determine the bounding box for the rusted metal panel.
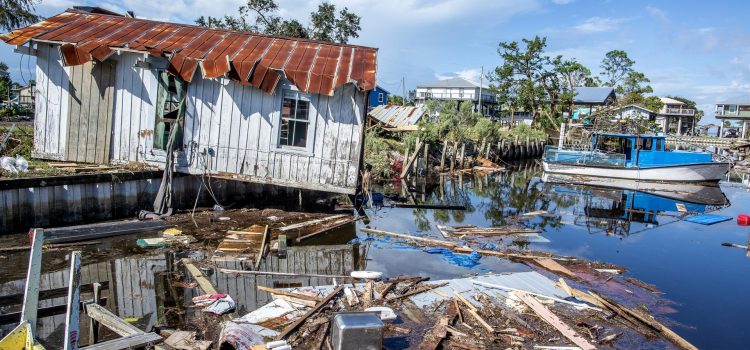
[201,33,249,78]
[2,10,378,96]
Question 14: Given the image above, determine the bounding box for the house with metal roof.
[572,86,616,117]
[1,9,378,195]
[656,97,696,136]
[367,105,428,131]
[368,85,390,109]
[715,97,750,138]
[414,77,497,115]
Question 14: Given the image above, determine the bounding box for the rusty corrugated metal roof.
[368,105,427,129]
[1,10,377,96]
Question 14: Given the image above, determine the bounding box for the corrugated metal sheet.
[368,105,427,129]
[1,10,377,96]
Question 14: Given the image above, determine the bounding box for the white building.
[656,97,696,136]
[414,77,497,115]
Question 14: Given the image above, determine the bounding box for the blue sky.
[2,0,749,123]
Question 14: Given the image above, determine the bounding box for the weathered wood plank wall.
[33,43,71,158]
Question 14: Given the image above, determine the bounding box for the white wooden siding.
[33,43,70,158]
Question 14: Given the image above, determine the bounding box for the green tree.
[493,36,549,124]
[0,62,13,103]
[555,58,595,113]
[600,50,634,88]
[0,0,39,31]
[196,0,361,43]
[387,95,404,106]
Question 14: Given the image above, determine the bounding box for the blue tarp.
[683,214,732,225]
[423,248,481,268]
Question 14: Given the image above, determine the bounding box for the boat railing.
[543,148,627,167]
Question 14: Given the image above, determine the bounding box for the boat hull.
[542,161,729,182]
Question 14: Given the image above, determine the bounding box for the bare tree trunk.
[459,143,466,169]
[423,142,429,176]
[450,141,457,175]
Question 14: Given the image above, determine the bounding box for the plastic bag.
[1,156,17,174]
[14,156,28,172]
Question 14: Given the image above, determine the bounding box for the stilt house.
[1,9,377,194]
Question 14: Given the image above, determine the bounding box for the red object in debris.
[738,214,750,226]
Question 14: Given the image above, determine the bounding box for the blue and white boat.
[542,133,730,182]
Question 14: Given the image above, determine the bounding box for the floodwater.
[362,161,750,349]
[1,161,749,349]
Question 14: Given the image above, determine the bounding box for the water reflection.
[540,173,729,236]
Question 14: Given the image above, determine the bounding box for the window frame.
[378,92,384,103]
[274,88,316,155]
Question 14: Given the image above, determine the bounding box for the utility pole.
[402,77,406,105]
[478,66,484,116]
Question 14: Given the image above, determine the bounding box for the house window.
[279,90,311,148]
[154,71,186,151]
[378,92,384,103]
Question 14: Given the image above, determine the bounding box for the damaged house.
[1,9,377,195]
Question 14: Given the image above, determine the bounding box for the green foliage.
[0,124,32,158]
[600,50,634,87]
[492,36,549,124]
[0,62,12,103]
[0,0,39,31]
[387,95,404,106]
[196,0,361,43]
[364,129,394,178]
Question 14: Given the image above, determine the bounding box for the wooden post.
[89,283,102,345]
[400,140,423,178]
[450,142,457,174]
[403,145,410,174]
[64,251,82,350]
[440,140,448,171]
[485,142,491,158]
[459,143,466,168]
[558,122,566,148]
[422,142,429,175]
[480,139,486,156]
[22,228,44,337]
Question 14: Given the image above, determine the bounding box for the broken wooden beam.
[85,303,143,337]
[278,215,347,232]
[63,251,82,350]
[21,228,44,336]
[513,291,595,350]
[360,228,465,248]
[296,217,361,242]
[181,259,218,294]
[276,286,344,340]
[257,286,324,302]
[44,220,173,244]
[219,269,353,280]
[255,225,270,270]
[417,298,458,350]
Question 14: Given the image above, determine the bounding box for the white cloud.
[435,68,485,84]
[574,17,628,33]
[645,5,668,22]
[551,0,575,4]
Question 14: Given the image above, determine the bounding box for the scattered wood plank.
[513,291,596,350]
[181,259,218,294]
[452,292,494,333]
[418,299,459,350]
[44,220,173,244]
[219,268,353,280]
[255,225,270,270]
[296,217,361,242]
[47,162,78,168]
[276,286,344,340]
[257,286,323,302]
[79,333,163,350]
[279,215,347,232]
[360,228,465,248]
[85,303,143,337]
[451,291,477,312]
[533,258,578,279]
[226,230,263,236]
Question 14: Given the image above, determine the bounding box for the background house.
[572,86,616,120]
[656,97,696,136]
[3,9,377,195]
[606,104,656,121]
[715,99,750,138]
[414,77,497,115]
[368,85,390,109]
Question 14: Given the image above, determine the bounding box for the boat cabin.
[591,133,712,168]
